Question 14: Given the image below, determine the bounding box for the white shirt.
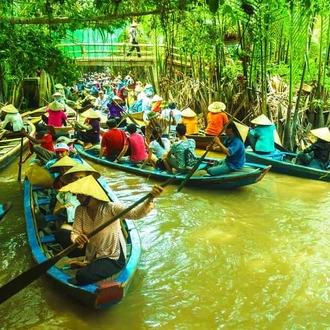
[1,113,24,132]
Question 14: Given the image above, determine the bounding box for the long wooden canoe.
[0,120,36,171]
[245,148,330,182]
[75,144,271,189]
[24,175,141,309]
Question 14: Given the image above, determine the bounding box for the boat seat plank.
[37,197,51,205]
[45,214,61,222]
[40,234,55,244]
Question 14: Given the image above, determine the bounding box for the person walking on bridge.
[127,22,141,58]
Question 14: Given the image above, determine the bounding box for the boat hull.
[75,144,270,189]
[0,121,35,171]
[245,149,330,182]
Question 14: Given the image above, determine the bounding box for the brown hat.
[181,108,196,118]
[311,127,330,142]
[48,101,64,111]
[1,104,18,114]
[60,163,101,184]
[49,156,78,172]
[208,102,226,113]
[251,114,273,126]
[81,108,100,119]
[59,175,109,202]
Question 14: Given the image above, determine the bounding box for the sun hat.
[147,111,159,120]
[232,121,249,142]
[144,84,153,90]
[112,95,123,102]
[168,102,176,109]
[59,175,109,202]
[56,136,75,145]
[251,114,273,126]
[131,22,138,27]
[48,101,64,111]
[49,156,78,172]
[135,85,144,93]
[55,83,64,89]
[52,92,62,98]
[81,108,100,119]
[1,104,18,114]
[160,101,168,109]
[98,90,104,94]
[181,108,196,118]
[311,127,330,142]
[60,163,101,184]
[208,102,226,113]
[54,142,70,152]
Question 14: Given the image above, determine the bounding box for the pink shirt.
[47,109,67,127]
[126,132,147,162]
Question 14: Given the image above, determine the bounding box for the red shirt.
[101,128,127,157]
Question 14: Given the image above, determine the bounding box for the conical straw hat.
[208,102,226,113]
[81,108,100,119]
[1,104,18,114]
[60,163,101,184]
[233,121,249,142]
[49,156,78,173]
[251,114,273,126]
[59,175,109,202]
[48,101,64,111]
[181,108,196,118]
[311,127,330,142]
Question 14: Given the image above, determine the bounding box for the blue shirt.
[224,135,245,170]
[249,125,275,153]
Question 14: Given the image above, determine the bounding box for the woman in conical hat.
[296,126,330,170]
[247,114,275,154]
[46,101,67,127]
[206,121,247,176]
[0,104,24,135]
[179,107,199,135]
[59,175,164,286]
[74,108,101,149]
[205,102,229,136]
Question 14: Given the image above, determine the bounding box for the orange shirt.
[180,117,199,135]
[205,112,229,135]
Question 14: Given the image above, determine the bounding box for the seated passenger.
[44,101,68,127]
[100,119,128,161]
[206,122,248,176]
[74,108,100,149]
[164,123,196,174]
[296,127,330,170]
[179,108,199,135]
[142,127,171,170]
[0,104,24,137]
[107,95,126,127]
[247,114,275,154]
[205,102,228,136]
[115,123,147,164]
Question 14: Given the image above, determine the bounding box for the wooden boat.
[24,175,141,309]
[186,134,226,151]
[75,144,271,189]
[245,148,330,182]
[21,106,47,125]
[0,202,13,221]
[0,120,36,171]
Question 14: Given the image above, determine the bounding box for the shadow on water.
[1,154,330,329]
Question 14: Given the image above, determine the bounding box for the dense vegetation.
[0,0,329,150]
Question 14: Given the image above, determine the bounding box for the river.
[0,150,329,329]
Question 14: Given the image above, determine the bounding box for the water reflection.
[0,158,329,329]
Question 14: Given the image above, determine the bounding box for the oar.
[0,176,176,305]
[0,202,13,222]
[177,97,247,192]
[17,135,24,181]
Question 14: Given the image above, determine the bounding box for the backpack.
[184,148,198,169]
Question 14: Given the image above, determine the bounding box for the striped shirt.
[71,200,154,263]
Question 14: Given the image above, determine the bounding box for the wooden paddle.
[0,176,176,305]
[177,98,247,192]
[17,135,24,182]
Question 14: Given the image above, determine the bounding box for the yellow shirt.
[180,117,199,135]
